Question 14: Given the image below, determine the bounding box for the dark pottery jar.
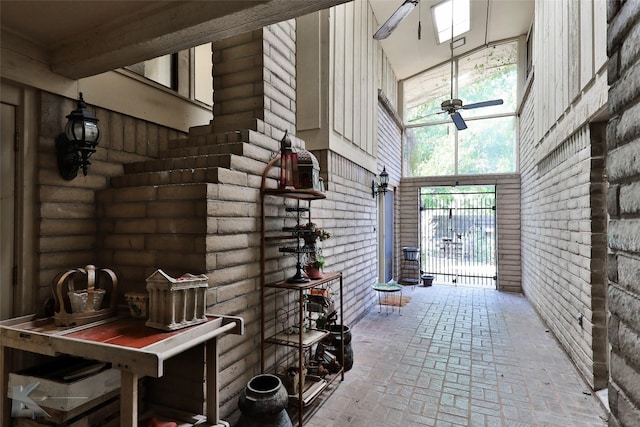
[237,374,292,427]
[326,324,354,371]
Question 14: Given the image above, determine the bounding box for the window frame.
[403,39,520,177]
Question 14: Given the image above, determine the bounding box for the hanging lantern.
[297,148,320,190]
[279,130,299,189]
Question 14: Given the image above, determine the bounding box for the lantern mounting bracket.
[372,166,390,198]
[55,93,100,180]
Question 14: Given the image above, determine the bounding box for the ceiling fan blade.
[373,0,420,40]
[450,112,467,130]
[462,99,504,110]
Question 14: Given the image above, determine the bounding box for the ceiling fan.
[373,0,420,40]
[407,0,503,130]
[440,98,503,131]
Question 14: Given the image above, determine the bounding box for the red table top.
[65,317,217,349]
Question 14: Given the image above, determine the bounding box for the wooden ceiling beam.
[51,0,349,80]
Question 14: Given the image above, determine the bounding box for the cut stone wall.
[211,20,297,136]
[37,91,184,302]
[607,1,640,425]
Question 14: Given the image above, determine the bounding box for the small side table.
[372,283,404,315]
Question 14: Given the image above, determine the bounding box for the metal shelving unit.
[259,157,344,427]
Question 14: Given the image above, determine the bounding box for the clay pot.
[237,374,292,427]
[326,325,354,372]
[304,264,323,279]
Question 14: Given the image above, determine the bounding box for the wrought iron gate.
[419,186,496,287]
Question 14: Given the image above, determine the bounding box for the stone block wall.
[37,91,184,303]
[212,20,297,136]
[607,1,640,425]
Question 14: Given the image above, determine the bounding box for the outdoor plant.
[309,254,325,270]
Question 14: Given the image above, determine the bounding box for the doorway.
[419,185,497,288]
[1,83,37,319]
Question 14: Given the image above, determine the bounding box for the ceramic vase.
[327,324,354,372]
[237,374,292,427]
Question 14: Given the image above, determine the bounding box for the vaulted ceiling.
[369,0,534,80]
[1,0,533,84]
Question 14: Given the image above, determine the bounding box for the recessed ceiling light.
[432,0,470,44]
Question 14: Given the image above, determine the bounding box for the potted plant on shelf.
[304,254,325,279]
[300,223,330,279]
[301,223,331,248]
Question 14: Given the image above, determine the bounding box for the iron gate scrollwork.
[419,186,497,287]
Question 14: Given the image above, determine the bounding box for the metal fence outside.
[419,186,496,288]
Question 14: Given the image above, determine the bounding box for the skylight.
[432,0,471,44]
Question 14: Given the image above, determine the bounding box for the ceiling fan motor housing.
[441,99,463,109]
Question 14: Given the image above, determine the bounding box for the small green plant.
[310,254,325,269]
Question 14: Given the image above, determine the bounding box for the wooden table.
[0,313,243,426]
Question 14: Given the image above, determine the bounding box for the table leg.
[206,338,220,425]
[1,345,10,426]
[386,293,390,315]
[120,371,139,427]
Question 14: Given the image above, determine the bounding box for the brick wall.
[398,174,521,293]
[313,150,379,321]
[607,1,640,425]
[520,113,608,389]
[377,90,402,186]
[377,90,403,280]
[519,0,609,391]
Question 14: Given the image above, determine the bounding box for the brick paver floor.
[305,285,609,427]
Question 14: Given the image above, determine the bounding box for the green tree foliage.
[404,41,518,177]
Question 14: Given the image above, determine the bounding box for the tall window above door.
[404,40,518,177]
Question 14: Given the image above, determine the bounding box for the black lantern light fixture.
[56,93,101,180]
[372,166,389,198]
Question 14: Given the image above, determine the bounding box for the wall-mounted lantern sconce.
[56,93,101,180]
[372,166,389,198]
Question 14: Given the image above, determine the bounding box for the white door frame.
[1,82,37,317]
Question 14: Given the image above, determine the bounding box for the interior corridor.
[306,285,608,427]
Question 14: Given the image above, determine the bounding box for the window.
[125,54,178,90]
[124,42,213,106]
[404,40,518,177]
[431,0,470,44]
